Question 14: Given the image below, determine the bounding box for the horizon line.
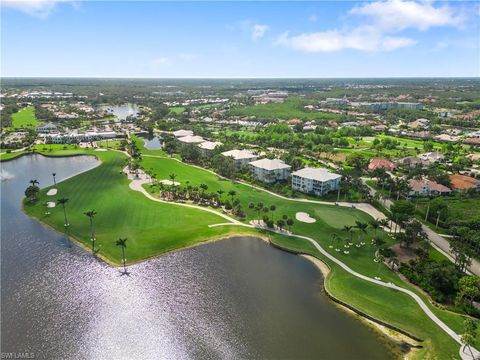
[2,76,479,80]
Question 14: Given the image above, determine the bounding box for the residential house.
[408,179,451,196]
[291,167,342,196]
[221,149,258,168]
[418,151,444,164]
[249,158,291,183]
[368,158,396,171]
[408,118,430,130]
[36,122,58,133]
[450,174,480,192]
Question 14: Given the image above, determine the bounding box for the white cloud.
[276,26,416,53]
[251,24,269,40]
[308,14,318,22]
[2,0,76,18]
[350,0,465,31]
[276,0,468,53]
[151,57,171,69]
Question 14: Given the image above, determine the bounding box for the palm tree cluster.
[247,202,294,230]
[24,179,40,203]
[149,178,246,218]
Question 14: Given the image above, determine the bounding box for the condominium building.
[249,158,291,183]
[291,167,342,196]
[221,149,258,168]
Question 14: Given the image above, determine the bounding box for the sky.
[1,0,479,78]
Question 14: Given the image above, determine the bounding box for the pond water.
[1,155,396,359]
[99,103,140,120]
[139,134,162,150]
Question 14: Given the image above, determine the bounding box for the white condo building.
[221,149,258,168]
[291,167,342,195]
[249,158,291,183]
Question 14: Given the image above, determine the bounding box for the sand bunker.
[159,179,180,186]
[296,212,316,223]
[47,188,57,196]
[47,202,56,208]
[94,148,107,151]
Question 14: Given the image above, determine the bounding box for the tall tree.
[84,210,97,252]
[461,318,478,359]
[57,197,69,227]
[115,238,128,274]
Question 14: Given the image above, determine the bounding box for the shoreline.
[300,253,421,359]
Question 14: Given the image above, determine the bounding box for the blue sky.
[1,0,479,77]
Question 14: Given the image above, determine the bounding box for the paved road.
[362,178,480,276]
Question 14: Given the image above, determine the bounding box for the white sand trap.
[296,212,316,223]
[47,188,58,196]
[47,202,56,208]
[159,179,180,186]
[95,148,107,151]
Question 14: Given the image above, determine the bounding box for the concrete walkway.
[362,178,480,276]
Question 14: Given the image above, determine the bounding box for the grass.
[23,150,253,264]
[11,106,39,129]
[229,98,341,121]
[169,106,185,114]
[22,137,476,358]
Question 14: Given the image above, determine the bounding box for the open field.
[169,106,185,114]
[11,106,39,129]
[229,98,341,120]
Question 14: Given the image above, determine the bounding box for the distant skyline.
[1,0,479,78]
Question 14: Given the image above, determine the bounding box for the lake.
[1,154,396,359]
[139,134,162,150]
[99,104,140,120]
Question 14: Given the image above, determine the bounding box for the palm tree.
[169,173,177,198]
[330,233,339,250]
[355,221,368,246]
[84,210,97,252]
[115,238,128,273]
[199,183,208,199]
[228,190,236,203]
[375,252,385,279]
[217,189,224,202]
[379,218,390,236]
[369,219,381,237]
[52,173,57,186]
[269,204,276,221]
[342,225,354,244]
[57,197,69,227]
[30,179,39,187]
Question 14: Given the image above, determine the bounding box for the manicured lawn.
[229,98,341,120]
[11,106,39,129]
[24,150,253,265]
[170,106,185,114]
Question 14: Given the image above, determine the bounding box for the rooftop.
[173,129,193,137]
[221,149,258,160]
[292,167,341,182]
[178,135,205,144]
[450,174,480,190]
[198,141,222,150]
[249,158,291,171]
